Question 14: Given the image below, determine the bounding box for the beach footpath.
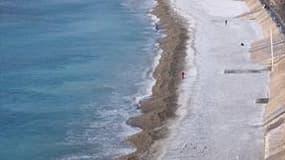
[159,0,285,159]
[159,0,268,159]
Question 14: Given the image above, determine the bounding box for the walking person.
[181,71,185,80]
[225,19,228,26]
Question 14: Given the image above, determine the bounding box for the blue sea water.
[0,0,160,159]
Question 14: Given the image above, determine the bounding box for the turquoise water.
[0,0,159,159]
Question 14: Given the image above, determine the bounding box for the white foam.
[149,14,160,24]
[133,44,162,106]
[60,155,95,160]
[133,0,164,106]
[114,0,167,157]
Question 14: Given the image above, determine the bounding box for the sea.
[0,0,161,159]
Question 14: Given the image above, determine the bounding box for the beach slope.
[160,0,268,159]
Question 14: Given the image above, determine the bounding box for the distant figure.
[225,20,228,26]
[263,4,268,9]
[181,72,185,80]
[241,42,245,46]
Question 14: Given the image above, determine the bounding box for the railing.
[259,0,285,33]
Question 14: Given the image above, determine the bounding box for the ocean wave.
[60,0,165,159]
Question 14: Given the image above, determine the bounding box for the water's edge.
[117,0,189,159]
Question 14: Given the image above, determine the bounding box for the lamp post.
[270,27,274,72]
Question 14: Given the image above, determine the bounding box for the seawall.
[245,0,285,159]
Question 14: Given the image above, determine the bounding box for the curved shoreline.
[118,0,189,159]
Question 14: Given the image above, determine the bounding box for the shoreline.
[118,0,189,159]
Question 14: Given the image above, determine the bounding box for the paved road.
[161,0,268,160]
